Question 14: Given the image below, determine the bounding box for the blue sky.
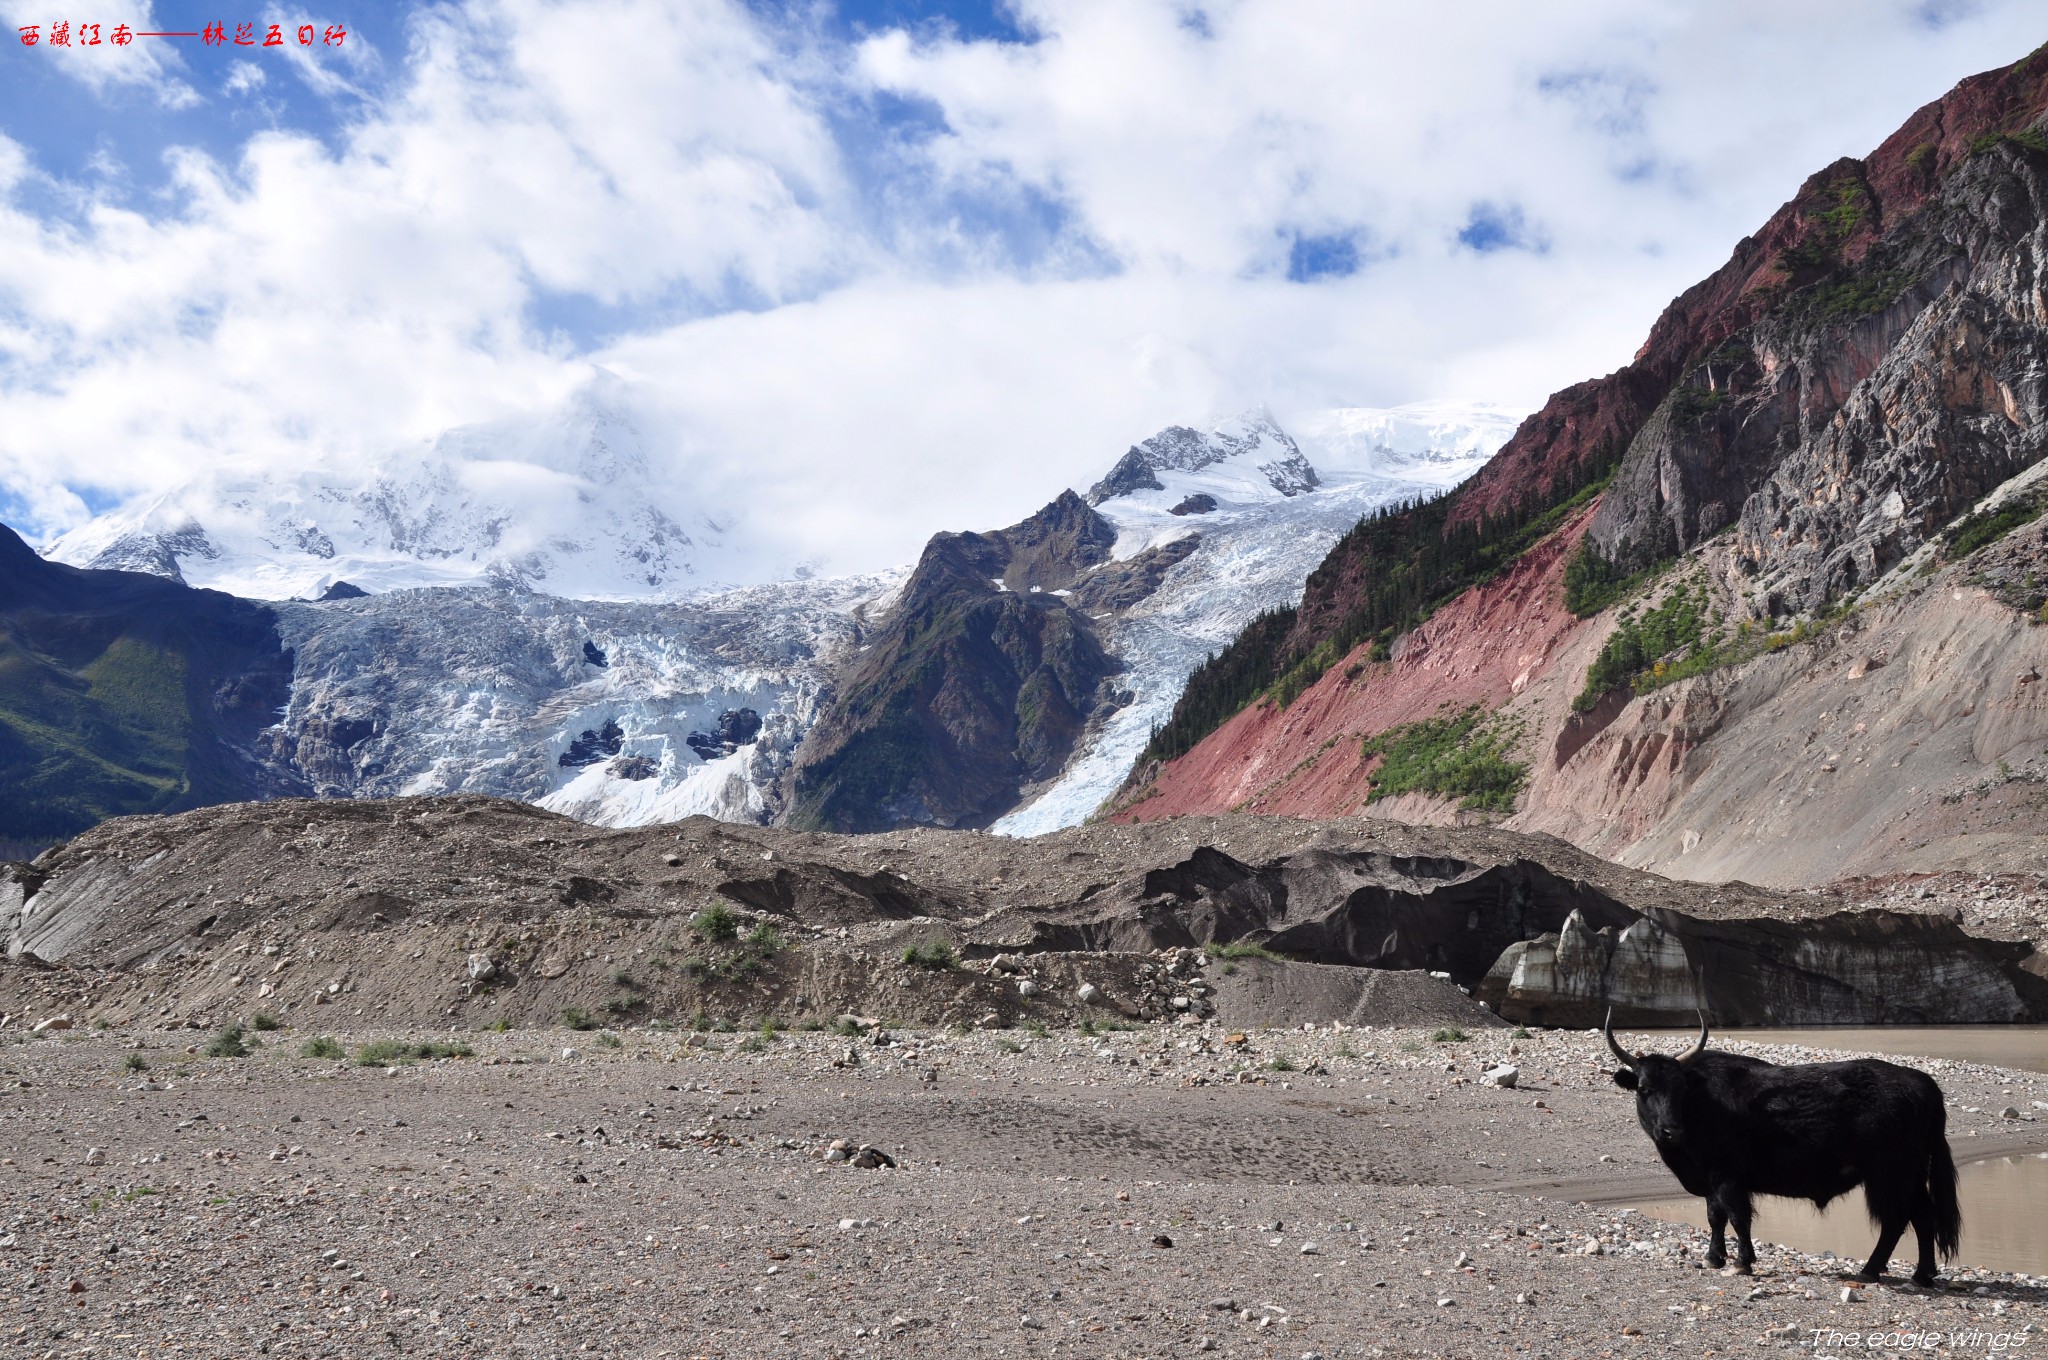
[0,0,2043,572]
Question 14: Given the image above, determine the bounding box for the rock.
[1017,979,1038,998]
[1480,1063,1518,1088]
[31,1016,72,1033]
[1208,1297,1235,1311]
[1298,1242,1320,1256]
[1171,996,1191,1010]
[83,1147,105,1166]
[1999,1106,2022,1119]
[851,1145,896,1169]
[466,953,496,982]
[560,1047,580,1061]
[1840,1287,1860,1303]
[1151,1233,1173,1248]
[1077,983,1102,1004]
[1580,1239,1603,1255]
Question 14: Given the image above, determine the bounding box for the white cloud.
[0,0,2043,579]
[223,61,267,95]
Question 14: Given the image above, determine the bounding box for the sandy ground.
[0,1021,2043,1360]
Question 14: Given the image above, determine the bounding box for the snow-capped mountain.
[43,373,755,601]
[1086,408,1319,507]
[991,401,1517,836]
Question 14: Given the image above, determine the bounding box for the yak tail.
[1927,1133,1962,1261]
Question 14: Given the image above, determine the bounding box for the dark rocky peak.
[1169,493,1218,516]
[913,489,1116,598]
[316,580,369,601]
[1089,444,1167,502]
[989,488,1116,592]
[582,640,608,667]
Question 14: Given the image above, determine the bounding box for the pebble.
[1076,983,1102,1004]
[83,1147,105,1166]
[1480,1064,1518,1088]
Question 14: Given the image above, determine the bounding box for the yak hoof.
[1911,1271,1936,1288]
[1720,1264,1752,1277]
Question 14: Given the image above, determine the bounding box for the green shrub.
[249,1013,283,1033]
[485,1017,512,1033]
[1358,707,1527,812]
[203,1025,248,1059]
[744,922,783,954]
[561,1007,599,1031]
[1573,581,1720,712]
[603,993,643,1015]
[1562,540,1645,618]
[1205,940,1286,963]
[123,1052,149,1073]
[901,940,958,971]
[833,1016,862,1038]
[1947,493,2048,560]
[692,903,741,943]
[596,1032,623,1050]
[1431,1027,1470,1044]
[299,1036,345,1060]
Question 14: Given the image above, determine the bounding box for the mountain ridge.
[1113,42,2048,890]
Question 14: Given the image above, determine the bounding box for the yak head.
[1606,1009,1708,1150]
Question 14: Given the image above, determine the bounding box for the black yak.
[1606,1011,1961,1285]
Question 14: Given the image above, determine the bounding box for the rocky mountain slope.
[1115,44,2048,888]
[42,374,757,600]
[0,524,302,847]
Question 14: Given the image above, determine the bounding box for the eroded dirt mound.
[0,798,2041,1033]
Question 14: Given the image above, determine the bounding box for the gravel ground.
[1835,871,2048,945]
[0,1022,2043,1359]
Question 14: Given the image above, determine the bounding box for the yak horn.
[1602,1007,1637,1070]
[1676,1008,1710,1065]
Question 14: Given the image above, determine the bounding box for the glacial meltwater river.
[1627,1027,2048,1274]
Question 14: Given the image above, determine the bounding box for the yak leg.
[1703,1201,1728,1269]
[1858,1181,1909,1282]
[1907,1194,1940,1287]
[1710,1185,1755,1274]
